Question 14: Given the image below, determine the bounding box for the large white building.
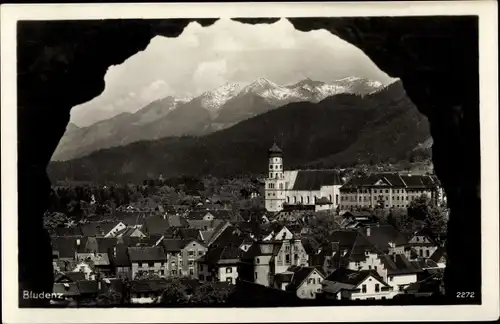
[264,143,343,212]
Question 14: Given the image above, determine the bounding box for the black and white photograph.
[1,1,499,323]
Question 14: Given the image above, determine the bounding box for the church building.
[264,143,343,212]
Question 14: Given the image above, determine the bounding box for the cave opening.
[16,16,481,307]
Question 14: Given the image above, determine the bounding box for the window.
[374,266,377,271]
[294,254,298,262]
[254,272,258,280]
[375,284,380,292]
[189,260,194,266]
[368,265,372,270]
[171,270,176,275]
[362,285,367,293]
[425,250,430,257]
[285,254,290,264]
[406,196,409,201]
[226,267,232,274]
[148,262,154,267]
[389,276,393,281]
[416,237,420,242]
[381,297,386,300]
[199,274,205,281]
[161,262,165,267]
[198,251,204,256]
[279,183,283,189]
[160,270,164,276]
[336,194,339,204]
[226,277,233,284]
[385,190,389,193]
[138,262,143,267]
[256,258,260,264]
[189,268,194,275]
[270,165,273,170]
[179,260,183,266]
[419,250,423,256]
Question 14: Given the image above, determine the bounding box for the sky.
[70,18,393,127]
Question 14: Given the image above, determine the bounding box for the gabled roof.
[161,239,204,253]
[200,230,215,243]
[380,253,423,275]
[200,246,242,265]
[292,170,342,191]
[360,225,409,251]
[142,215,170,236]
[177,228,201,241]
[286,266,325,291]
[127,246,167,262]
[325,268,390,288]
[400,175,436,189]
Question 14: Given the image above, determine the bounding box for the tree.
[134,271,161,280]
[408,195,448,232]
[160,280,190,305]
[96,289,123,306]
[43,212,72,233]
[189,283,233,305]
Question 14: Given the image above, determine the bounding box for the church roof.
[291,170,342,191]
[268,143,283,156]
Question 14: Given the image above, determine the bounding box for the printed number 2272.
[457,292,475,298]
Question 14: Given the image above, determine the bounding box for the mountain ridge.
[48,79,430,183]
[52,76,396,161]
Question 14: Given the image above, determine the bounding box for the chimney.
[76,239,81,246]
[366,227,371,237]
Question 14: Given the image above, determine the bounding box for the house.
[238,238,310,288]
[339,173,442,210]
[407,229,439,259]
[113,244,132,279]
[276,266,325,299]
[198,246,242,285]
[158,239,208,278]
[52,272,99,304]
[379,254,422,293]
[74,252,112,279]
[322,268,394,300]
[127,246,168,279]
[129,279,169,304]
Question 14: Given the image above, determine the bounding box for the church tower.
[265,143,286,212]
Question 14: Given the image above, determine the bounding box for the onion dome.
[268,142,283,157]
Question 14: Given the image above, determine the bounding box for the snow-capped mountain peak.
[200,83,241,112]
